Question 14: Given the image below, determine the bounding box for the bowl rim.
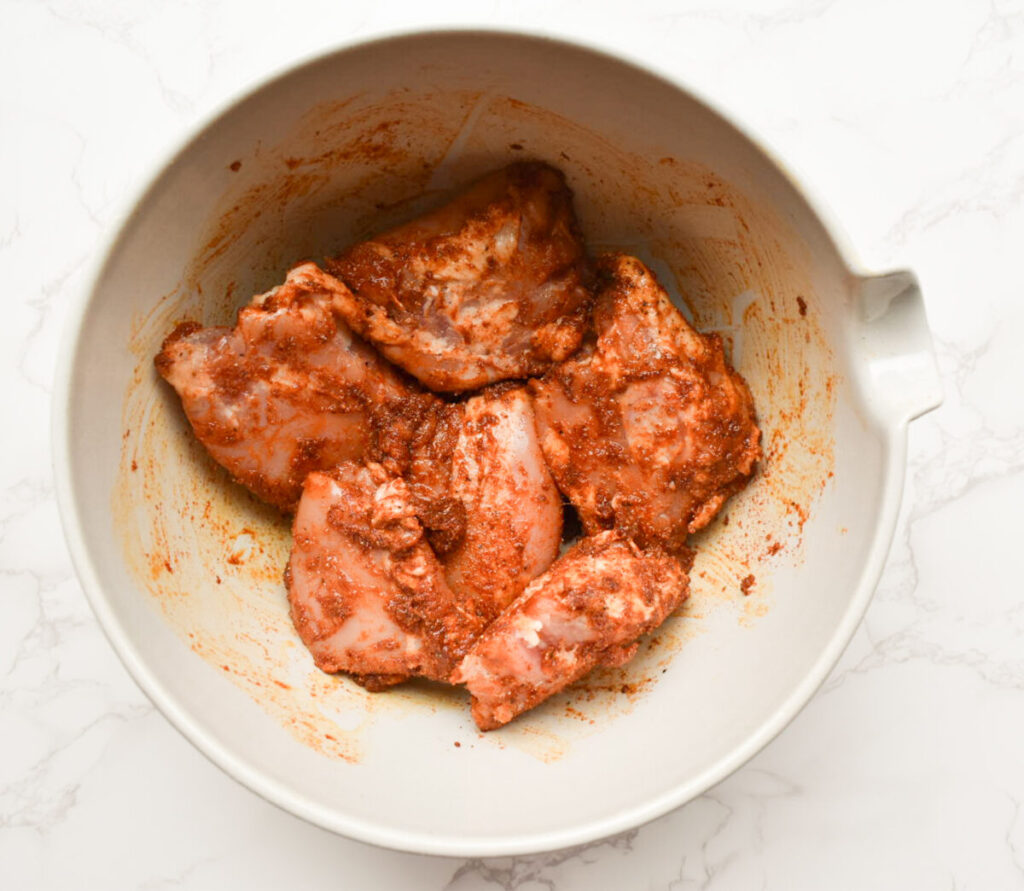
[53,25,913,857]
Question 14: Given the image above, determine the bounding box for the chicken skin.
[453,531,690,730]
[155,263,416,512]
[324,162,592,392]
[371,386,563,622]
[286,463,484,689]
[531,254,761,552]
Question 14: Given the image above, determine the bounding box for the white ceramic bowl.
[54,29,942,856]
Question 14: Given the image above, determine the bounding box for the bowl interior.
[64,32,887,854]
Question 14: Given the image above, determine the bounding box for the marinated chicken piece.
[369,394,466,553]
[325,162,592,392]
[371,385,563,621]
[531,254,761,551]
[286,463,484,688]
[155,263,417,512]
[453,531,690,730]
[444,385,563,621]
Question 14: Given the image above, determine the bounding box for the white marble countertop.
[4,0,1023,887]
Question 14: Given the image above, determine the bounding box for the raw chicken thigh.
[286,462,484,689]
[453,531,691,730]
[443,385,563,621]
[372,386,563,622]
[325,162,592,392]
[155,263,415,511]
[532,254,761,552]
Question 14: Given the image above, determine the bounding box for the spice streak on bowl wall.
[112,90,835,764]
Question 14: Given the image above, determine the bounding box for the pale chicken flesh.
[531,253,761,552]
[286,463,484,689]
[155,263,416,511]
[325,161,592,392]
[452,531,691,730]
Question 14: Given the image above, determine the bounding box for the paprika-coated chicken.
[286,462,484,690]
[531,254,761,552]
[155,263,416,512]
[325,162,592,392]
[452,531,691,730]
[371,385,563,622]
[443,385,563,621]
